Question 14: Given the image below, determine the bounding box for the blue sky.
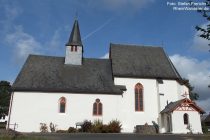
[0,0,210,112]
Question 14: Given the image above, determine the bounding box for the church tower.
[65,19,83,65]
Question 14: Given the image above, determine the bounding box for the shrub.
[68,127,77,133]
[101,124,109,133]
[56,130,68,133]
[77,128,82,132]
[49,122,57,132]
[202,122,208,134]
[82,120,92,132]
[0,122,6,129]
[60,119,122,133]
[91,120,104,133]
[107,120,122,133]
[40,123,48,133]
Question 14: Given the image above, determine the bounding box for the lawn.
[1,131,210,140]
[0,135,47,140]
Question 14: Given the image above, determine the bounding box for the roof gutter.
[12,88,123,95]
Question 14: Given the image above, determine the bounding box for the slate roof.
[110,43,181,79]
[66,20,82,46]
[12,55,123,94]
[160,100,183,113]
[13,43,184,94]
[161,98,205,114]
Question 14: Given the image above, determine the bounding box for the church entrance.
[166,115,172,132]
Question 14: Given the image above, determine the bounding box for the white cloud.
[0,2,43,64]
[192,22,210,51]
[5,26,41,63]
[100,52,109,59]
[43,28,64,56]
[0,2,22,35]
[170,54,210,112]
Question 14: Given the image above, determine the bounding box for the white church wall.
[171,111,203,134]
[158,80,179,111]
[114,77,159,132]
[177,84,190,99]
[8,92,121,132]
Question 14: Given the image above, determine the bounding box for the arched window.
[93,99,102,116]
[183,113,189,125]
[135,83,143,111]
[59,97,66,113]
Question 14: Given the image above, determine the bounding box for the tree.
[195,0,210,48]
[0,80,12,115]
[194,0,210,88]
[188,84,199,101]
[182,79,199,101]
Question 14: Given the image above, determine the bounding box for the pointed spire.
[66,19,82,46]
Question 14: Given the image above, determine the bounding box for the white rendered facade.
[7,77,203,133]
[8,92,121,132]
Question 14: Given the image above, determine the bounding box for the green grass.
[0,135,47,140]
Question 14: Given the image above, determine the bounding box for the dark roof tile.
[110,43,181,79]
[13,55,122,94]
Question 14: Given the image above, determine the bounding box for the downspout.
[156,80,161,113]
[7,91,14,130]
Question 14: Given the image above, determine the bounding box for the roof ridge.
[29,54,64,59]
[110,43,162,48]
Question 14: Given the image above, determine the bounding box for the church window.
[135,83,144,111]
[59,97,66,113]
[93,99,102,116]
[183,113,189,125]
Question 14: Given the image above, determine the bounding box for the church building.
[7,20,205,133]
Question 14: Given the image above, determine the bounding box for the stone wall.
[135,124,156,134]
